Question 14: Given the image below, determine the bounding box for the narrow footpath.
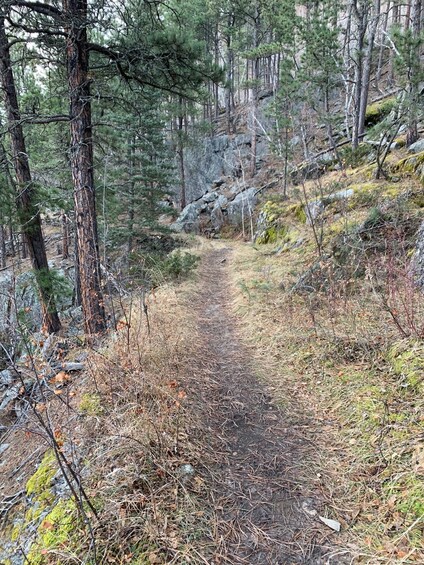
[189,247,347,565]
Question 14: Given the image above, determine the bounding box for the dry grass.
[226,235,424,564]
[0,241,222,564]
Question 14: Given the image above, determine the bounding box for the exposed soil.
[190,247,349,564]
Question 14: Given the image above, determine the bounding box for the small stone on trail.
[318,515,341,532]
[178,464,195,477]
[0,443,10,456]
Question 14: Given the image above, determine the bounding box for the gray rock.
[210,195,228,229]
[0,273,13,333]
[211,134,230,153]
[202,191,218,203]
[329,188,354,201]
[290,135,301,148]
[318,151,335,165]
[172,131,269,203]
[177,463,195,485]
[408,139,424,154]
[212,178,225,188]
[0,268,74,332]
[390,140,404,150]
[226,188,258,225]
[306,189,354,225]
[178,463,195,477]
[0,384,20,412]
[291,161,323,184]
[51,362,84,373]
[0,443,9,456]
[305,201,325,224]
[171,202,201,233]
[0,369,13,386]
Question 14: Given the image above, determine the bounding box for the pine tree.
[0,14,61,333]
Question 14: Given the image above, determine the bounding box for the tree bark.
[358,0,381,137]
[250,2,260,177]
[62,212,69,259]
[0,16,61,333]
[406,0,422,146]
[63,0,106,335]
[0,224,6,268]
[225,13,235,134]
[375,0,390,88]
[177,98,186,210]
[352,0,368,148]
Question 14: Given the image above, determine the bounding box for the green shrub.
[339,143,373,168]
[161,250,200,280]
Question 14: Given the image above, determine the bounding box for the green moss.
[26,451,57,503]
[27,499,79,565]
[365,96,396,126]
[383,474,424,524]
[411,192,424,208]
[256,200,290,245]
[328,218,358,236]
[286,203,307,223]
[11,521,24,542]
[393,151,424,182]
[256,225,288,245]
[387,340,424,389]
[79,393,104,416]
[393,136,406,148]
[349,182,403,208]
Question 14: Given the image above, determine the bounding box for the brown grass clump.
[71,279,220,564]
[0,252,221,565]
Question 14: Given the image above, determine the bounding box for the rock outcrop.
[171,182,259,233]
[169,123,270,234]
[0,265,74,334]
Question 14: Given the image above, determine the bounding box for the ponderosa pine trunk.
[0,224,6,268]
[225,13,235,134]
[62,212,69,259]
[177,98,186,210]
[63,0,106,335]
[358,0,381,137]
[250,2,260,178]
[352,0,368,148]
[0,17,61,333]
[406,0,422,146]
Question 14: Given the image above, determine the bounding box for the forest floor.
[186,244,351,564]
[2,230,422,565]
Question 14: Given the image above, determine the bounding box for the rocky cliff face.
[171,131,269,233]
[181,132,268,203]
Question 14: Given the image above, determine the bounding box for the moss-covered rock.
[254,201,289,245]
[286,203,307,223]
[392,151,424,183]
[26,450,57,502]
[27,499,79,565]
[365,96,396,127]
[254,200,306,245]
[5,450,84,565]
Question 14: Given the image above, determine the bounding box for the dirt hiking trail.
[189,247,348,565]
